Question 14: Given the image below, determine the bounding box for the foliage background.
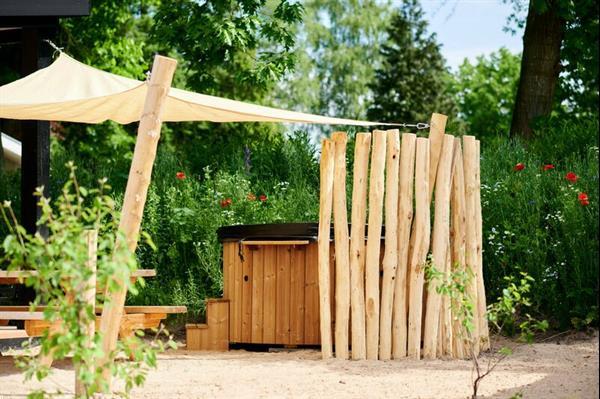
[0,0,598,329]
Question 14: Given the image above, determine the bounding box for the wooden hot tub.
[217,222,383,347]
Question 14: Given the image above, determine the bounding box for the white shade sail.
[0,53,391,126]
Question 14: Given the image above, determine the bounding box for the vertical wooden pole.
[423,134,455,359]
[379,129,400,360]
[318,139,335,359]
[392,133,416,359]
[349,133,371,360]
[475,140,490,351]
[427,113,448,199]
[407,138,431,359]
[440,243,453,357]
[332,132,350,359]
[450,138,467,359]
[76,229,98,397]
[96,55,177,387]
[463,135,480,356]
[365,130,387,360]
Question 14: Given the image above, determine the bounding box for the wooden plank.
[463,135,480,356]
[96,55,177,389]
[349,132,371,360]
[365,130,387,360]
[0,305,186,314]
[0,311,45,320]
[331,131,350,359]
[262,246,277,344]
[427,113,448,199]
[76,229,98,396]
[0,329,28,340]
[392,133,416,359]
[450,138,467,359]
[379,129,400,360]
[251,246,264,343]
[242,240,310,246]
[223,242,234,299]
[475,140,490,351]
[290,246,306,345]
[407,137,431,359]
[207,300,229,351]
[275,246,291,344]
[230,243,243,342]
[241,246,253,343]
[317,138,335,358]
[441,242,453,357]
[304,243,320,345]
[423,134,455,359]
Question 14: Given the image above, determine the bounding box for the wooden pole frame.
[379,129,400,360]
[318,138,335,359]
[96,55,177,388]
[365,130,387,360]
[332,132,350,359]
[392,133,416,359]
[349,133,371,360]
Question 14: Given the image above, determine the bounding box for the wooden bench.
[0,305,186,339]
[0,269,157,287]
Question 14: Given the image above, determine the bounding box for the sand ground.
[0,333,597,399]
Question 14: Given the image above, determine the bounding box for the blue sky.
[415,0,525,69]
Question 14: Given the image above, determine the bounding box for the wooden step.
[186,299,229,351]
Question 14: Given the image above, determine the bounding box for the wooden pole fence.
[316,114,487,362]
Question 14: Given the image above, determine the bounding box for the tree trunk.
[510,2,565,139]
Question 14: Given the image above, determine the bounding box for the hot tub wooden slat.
[304,243,320,344]
[263,246,277,343]
[242,248,253,343]
[276,246,291,344]
[232,244,243,342]
[290,246,306,345]
[251,248,264,343]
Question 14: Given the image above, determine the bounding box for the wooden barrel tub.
[216,222,384,347]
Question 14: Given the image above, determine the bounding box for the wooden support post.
[318,138,335,359]
[423,134,455,359]
[427,113,448,199]
[450,138,467,359]
[407,138,431,359]
[392,133,416,359]
[463,135,480,356]
[76,229,98,397]
[349,133,371,360]
[96,55,177,387]
[379,129,400,360]
[365,130,386,360]
[475,140,490,350]
[440,243,453,357]
[332,132,350,359]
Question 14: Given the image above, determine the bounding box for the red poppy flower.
[220,198,233,208]
[247,193,257,201]
[543,164,555,171]
[176,171,186,180]
[513,163,525,171]
[578,192,589,206]
[565,172,578,183]
[259,194,268,202]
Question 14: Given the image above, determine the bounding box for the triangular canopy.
[0,53,389,126]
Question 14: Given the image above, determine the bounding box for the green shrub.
[480,118,598,329]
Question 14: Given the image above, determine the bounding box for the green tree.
[277,0,391,121]
[451,48,521,137]
[152,0,303,100]
[507,0,599,138]
[367,0,455,125]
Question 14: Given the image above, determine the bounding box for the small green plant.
[1,162,175,398]
[427,263,548,399]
